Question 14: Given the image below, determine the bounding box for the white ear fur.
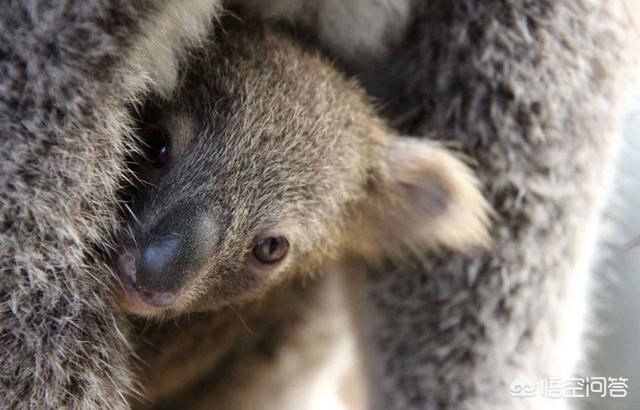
[344,137,490,262]
[381,137,491,250]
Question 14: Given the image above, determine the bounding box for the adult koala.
[1,1,638,410]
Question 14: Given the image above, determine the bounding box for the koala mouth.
[113,280,168,316]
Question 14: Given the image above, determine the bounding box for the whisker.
[229,306,253,335]
[124,203,142,227]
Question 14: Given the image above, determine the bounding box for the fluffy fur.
[233,0,412,69]
[116,23,486,408]
[0,1,221,408]
[112,21,488,318]
[337,2,639,409]
[2,0,639,409]
[221,1,640,407]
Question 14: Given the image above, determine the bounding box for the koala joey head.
[112,26,489,317]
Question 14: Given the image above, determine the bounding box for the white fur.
[126,0,222,96]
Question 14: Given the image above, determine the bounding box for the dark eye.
[142,127,170,168]
[252,236,289,264]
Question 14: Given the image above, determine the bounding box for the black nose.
[116,236,184,307]
[140,236,181,282]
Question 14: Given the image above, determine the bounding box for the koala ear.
[347,137,491,261]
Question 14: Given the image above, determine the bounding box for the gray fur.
[337,2,639,409]
[116,23,486,408]
[220,1,640,407]
[2,0,639,409]
[0,1,221,408]
[233,0,412,70]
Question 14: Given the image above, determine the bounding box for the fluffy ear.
[347,137,491,261]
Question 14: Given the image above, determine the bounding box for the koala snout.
[115,236,186,308]
[112,201,221,314]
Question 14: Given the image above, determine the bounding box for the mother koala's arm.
[349,1,639,409]
[0,1,220,408]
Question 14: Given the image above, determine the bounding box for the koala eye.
[142,127,170,168]
[252,236,289,264]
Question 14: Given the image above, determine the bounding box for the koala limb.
[349,2,640,409]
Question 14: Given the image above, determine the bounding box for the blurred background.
[588,86,640,409]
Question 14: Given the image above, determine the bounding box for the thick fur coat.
[0,1,222,408]
[1,1,638,409]
[344,2,640,409]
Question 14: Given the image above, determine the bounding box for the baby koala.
[112,20,489,319]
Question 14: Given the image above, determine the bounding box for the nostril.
[141,237,181,275]
[114,238,182,310]
[116,249,137,284]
